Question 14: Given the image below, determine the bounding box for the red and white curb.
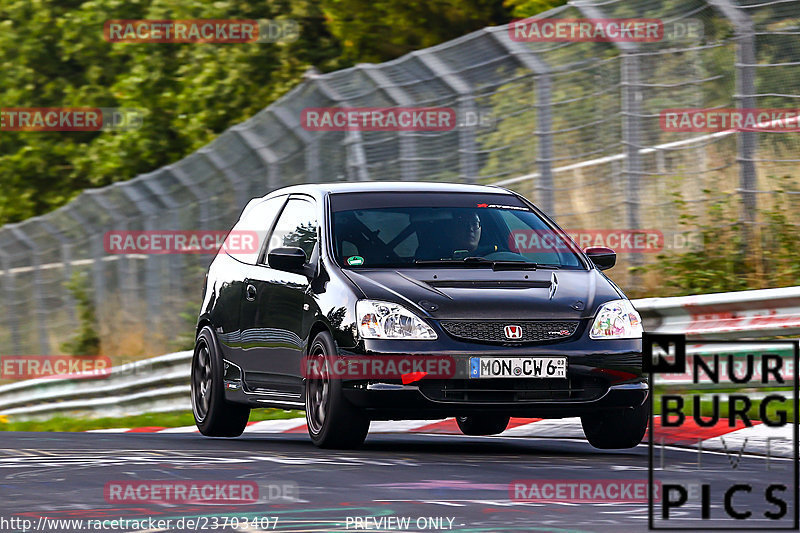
[87,416,794,457]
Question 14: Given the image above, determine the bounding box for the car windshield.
[329,192,585,269]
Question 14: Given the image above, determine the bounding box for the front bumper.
[338,345,646,419]
[344,380,648,419]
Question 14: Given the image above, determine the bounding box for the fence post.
[168,165,211,230]
[118,183,163,333]
[709,0,758,240]
[490,28,555,214]
[232,129,282,191]
[139,177,189,335]
[9,226,50,354]
[64,206,105,330]
[359,64,419,181]
[270,106,322,184]
[413,49,478,182]
[0,246,23,355]
[621,53,643,233]
[200,147,251,210]
[39,219,76,326]
[574,3,643,274]
[304,70,371,182]
[86,190,132,310]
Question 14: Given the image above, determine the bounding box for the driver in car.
[449,211,531,261]
[451,212,483,256]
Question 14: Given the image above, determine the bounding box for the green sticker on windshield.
[347,256,364,266]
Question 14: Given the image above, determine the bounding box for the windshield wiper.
[414,258,492,267]
[414,257,560,270]
[465,257,562,269]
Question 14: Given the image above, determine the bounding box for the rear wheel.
[305,331,370,449]
[192,326,250,437]
[581,398,649,449]
[456,415,510,436]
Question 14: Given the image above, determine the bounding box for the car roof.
[261,181,514,199]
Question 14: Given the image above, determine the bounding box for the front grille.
[439,320,579,344]
[418,377,606,403]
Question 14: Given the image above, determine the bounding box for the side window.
[266,198,318,262]
[226,196,285,264]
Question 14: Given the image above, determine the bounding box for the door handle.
[245,283,257,301]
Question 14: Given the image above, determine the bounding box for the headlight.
[589,299,643,339]
[356,300,437,340]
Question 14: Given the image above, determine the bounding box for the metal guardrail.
[635,286,800,339]
[0,351,192,421]
[0,287,798,421]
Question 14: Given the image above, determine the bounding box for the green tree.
[319,0,512,64]
[0,0,585,226]
[0,0,341,224]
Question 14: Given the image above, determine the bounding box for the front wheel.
[581,397,649,449]
[305,331,370,449]
[456,415,510,436]
[192,326,250,437]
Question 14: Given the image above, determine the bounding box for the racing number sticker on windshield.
[476,202,529,211]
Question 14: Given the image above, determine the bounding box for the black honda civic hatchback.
[192,182,648,449]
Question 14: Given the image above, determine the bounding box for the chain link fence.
[0,0,798,357]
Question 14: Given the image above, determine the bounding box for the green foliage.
[0,0,335,223]
[320,0,512,64]
[0,0,580,226]
[173,305,201,352]
[503,0,567,18]
[0,408,302,432]
[61,271,101,356]
[634,175,800,296]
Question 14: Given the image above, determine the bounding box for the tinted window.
[330,192,584,269]
[266,198,318,262]
[226,196,285,264]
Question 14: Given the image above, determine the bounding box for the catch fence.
[0,0,797,356]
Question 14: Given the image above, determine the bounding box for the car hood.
[342,267,623,320]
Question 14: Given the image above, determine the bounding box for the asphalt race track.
[0,431,795,532]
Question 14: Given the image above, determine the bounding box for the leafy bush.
[635,175,800,296]
[61,271,101,356]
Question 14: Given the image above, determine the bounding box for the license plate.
[469,357,567,379]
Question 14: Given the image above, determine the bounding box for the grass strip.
[0,408,303,432]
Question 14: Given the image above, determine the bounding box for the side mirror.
[268,247,307,272]
[585,246,616,270]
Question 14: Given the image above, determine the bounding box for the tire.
[191,326,250,437]
[581,397,650,449]
[456,415,510,436]
[305,331,370,449]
